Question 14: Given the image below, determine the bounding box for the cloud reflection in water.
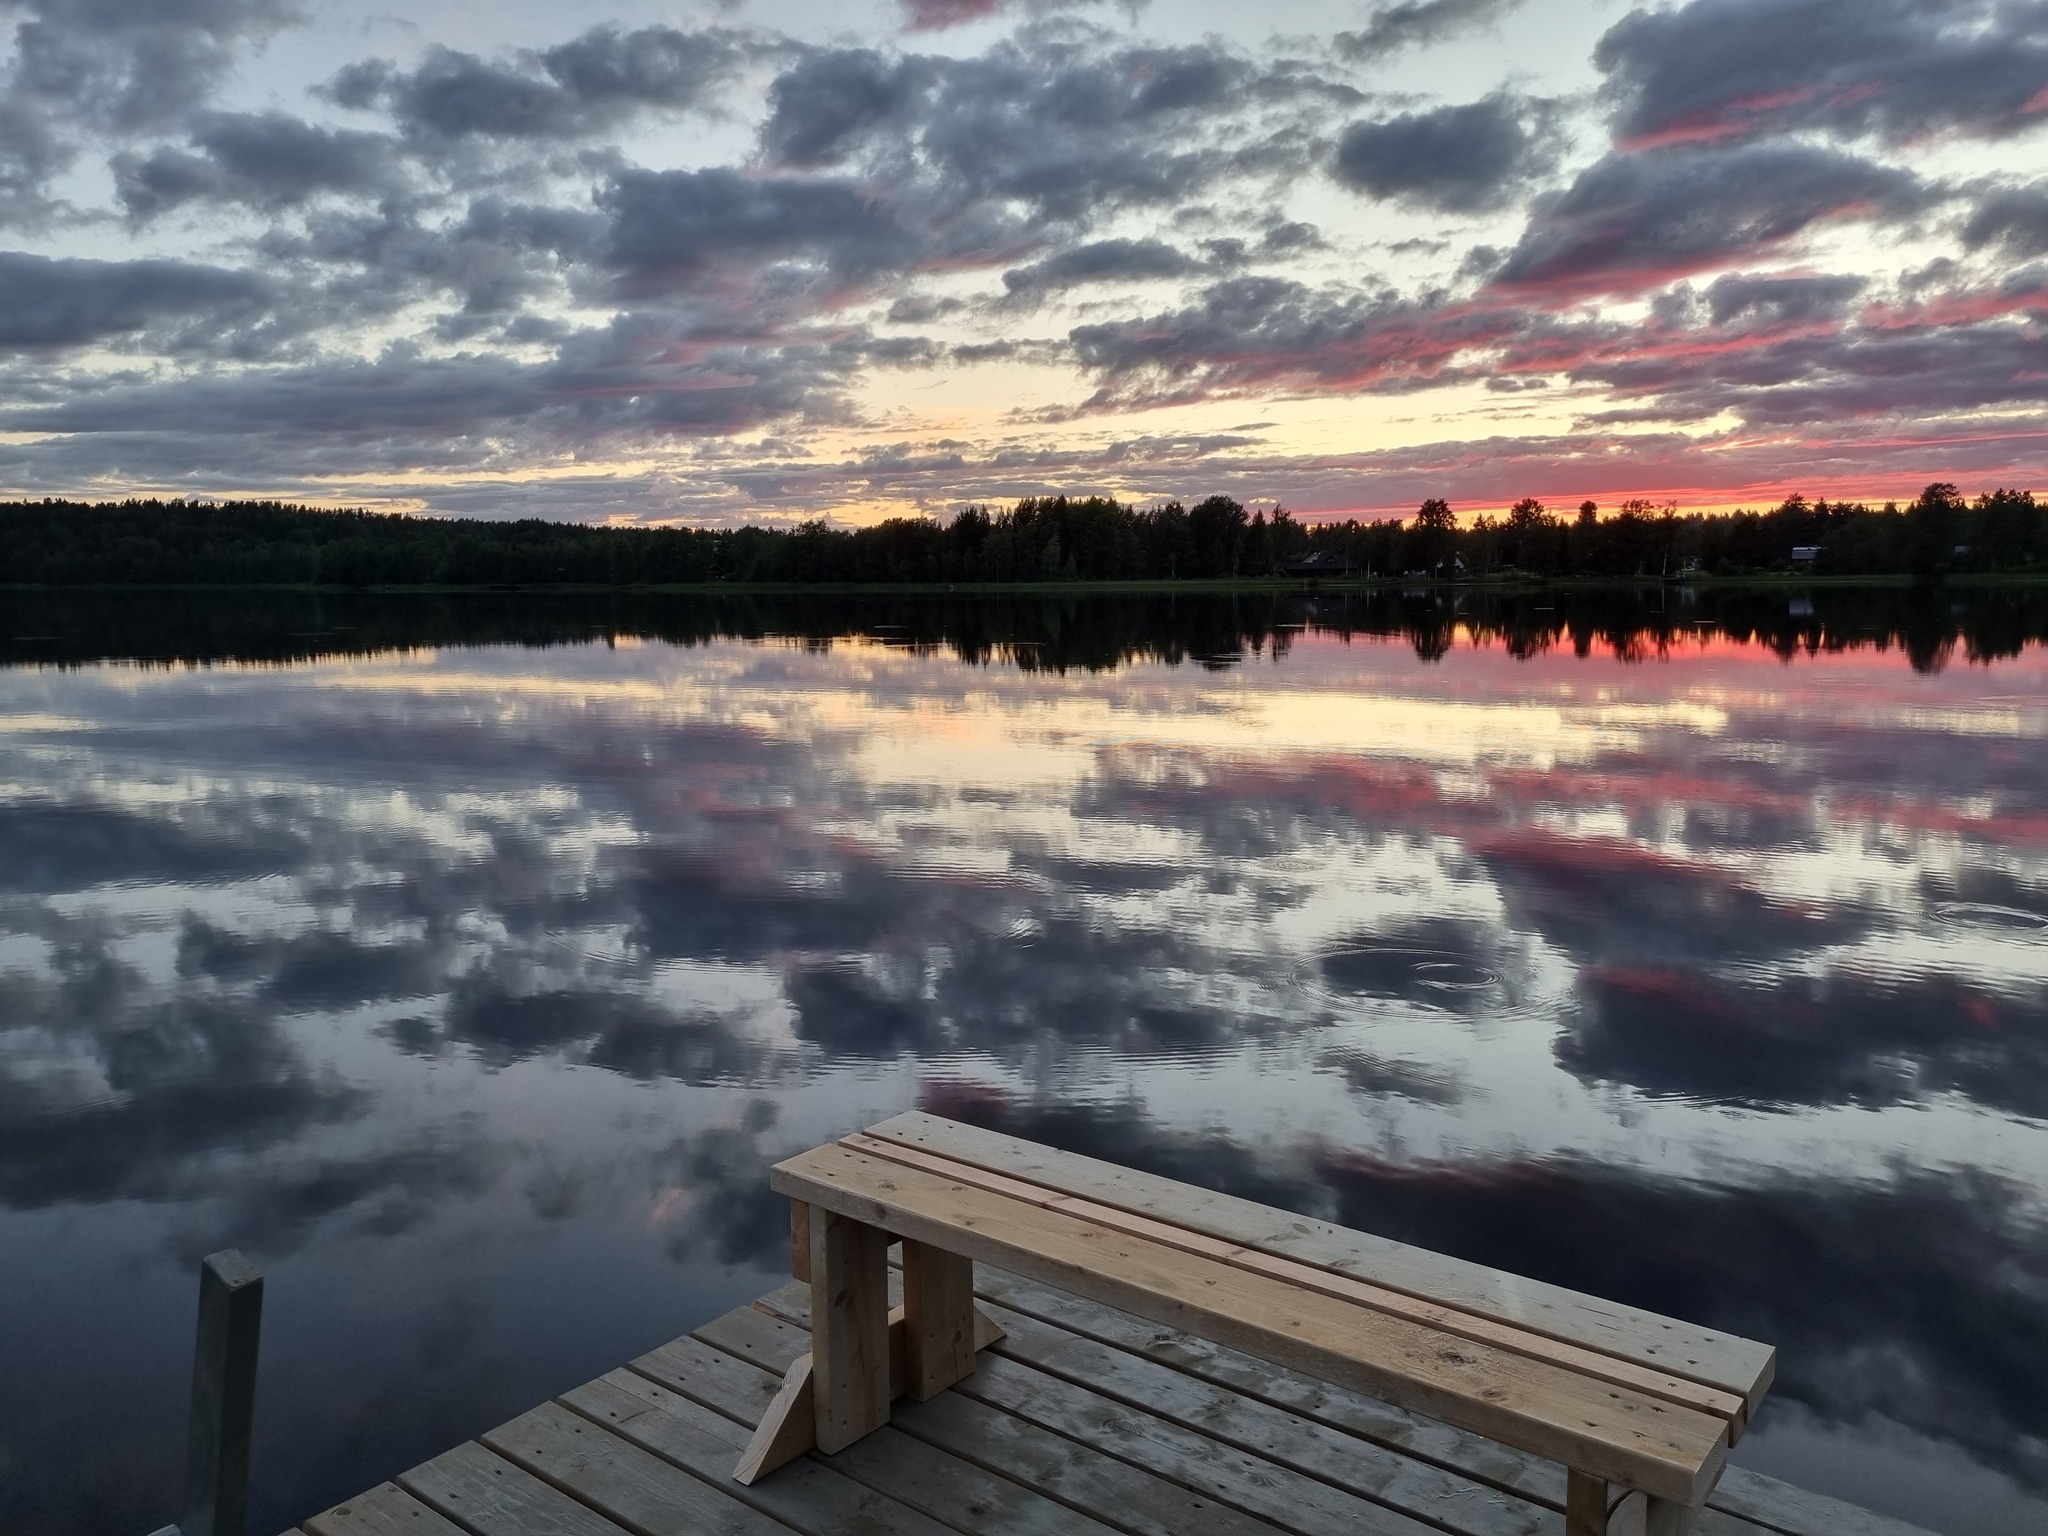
[0,591,2044,1535]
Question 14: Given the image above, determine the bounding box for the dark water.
[3,586,2046,1536]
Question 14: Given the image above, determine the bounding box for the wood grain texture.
[754,1282,1541,1536]
[846,1133,1747,1434]
[398,1440,629,1536]
[569,1372,966,1536]
[901,1240,977,1401]
[963,1265,1567,1507]
[860,1112,1773,1409]
[772,1140,1727,1504]
[731,1354,815,1484]
[809,1206,891,1454]
[482,1400,785,1536]
[791,1201,811,1284]
[302,1482,468,1536]
[302,1282,1910,1536]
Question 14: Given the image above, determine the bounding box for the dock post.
[148,1249,264,1536]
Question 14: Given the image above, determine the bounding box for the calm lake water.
[3,587,2046,1536]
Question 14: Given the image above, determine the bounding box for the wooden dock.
[297,1266,1937,1536]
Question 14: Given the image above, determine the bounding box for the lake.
[2,585,2045,1536]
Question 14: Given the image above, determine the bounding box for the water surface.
[2,588,2045,1535]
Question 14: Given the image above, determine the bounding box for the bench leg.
[810,1206,892,1454]
[790,1199,811,1282]
[1567,1473,1700,1536]
[902,1240,978,1400]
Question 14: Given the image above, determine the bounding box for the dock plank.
[894,1382,1300,1536]
[631,1332,785,1427]
[576,1370,963,1536]
[1709,1468,1943,1536]
[302,1482,469,1536]
[481,1399,789,1536]
[756,1274,1530,1536]
[398,1440,631,1536]
[964,1266,1566,1504]
[295,1280,1937,1536]
[695,1303,1132,1536]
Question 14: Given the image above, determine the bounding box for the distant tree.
[1405,498,1458,573]
[1906,481,1967,578]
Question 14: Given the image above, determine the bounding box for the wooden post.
[790,1200,812,1283]
[1566,1469,1611,1536]
[1567,1472,1694,1536]
[159,1249,264,1536]
[808,1209,890,1454]
[901,1240,977,1400]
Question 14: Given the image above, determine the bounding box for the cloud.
[755,31,1315,230]
[0,250,269,351]
[1335,0,1528,61]
[0,0,297,223]
[1596,0,2048,150]
[325,25,753,141]
[1332,93,1559,213]
[1701,270,1866,326]
[1001,236,1202,295]
[599,166,919,291]
[761,47,929,167]
[894,0,1122,33]
[113,111,395,222]
[1965,181,2048,259]
[1490,142,1927,299]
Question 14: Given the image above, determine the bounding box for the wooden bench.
[741,1112,1775,1536]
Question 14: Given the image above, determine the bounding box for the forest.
[0,482,2041,587]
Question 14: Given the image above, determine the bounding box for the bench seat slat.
[771,1142,1728,1506]
[862,1111,1774,1411]
[841,1131,1748,1433]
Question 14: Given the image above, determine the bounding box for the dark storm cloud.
[1335,0,1528,61]
[326,25,754,141]
[1331,93,1557,213]
[1965,181,2048,259]
[757,32,1323,229]
[760,48,929,168]
[1701,270,1866,326]
[0,251,273,354]
[1596,0,2048,149]
[599,167,918,289]
[114,112,395,222]
[0,0,296,222]
[1001,236,1203,295]
[1491,142,1927,299]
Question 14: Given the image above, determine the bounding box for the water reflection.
[0,588,2044,1536]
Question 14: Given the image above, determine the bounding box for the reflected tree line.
[5,581,2047,674]
[2,484,2043,587]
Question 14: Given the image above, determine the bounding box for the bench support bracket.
[733,1203,1006,1484]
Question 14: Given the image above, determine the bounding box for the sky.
[0,0,2045,526]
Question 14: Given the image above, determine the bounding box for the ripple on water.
[1312,946,1501,1002]
[1931,902,2048,936]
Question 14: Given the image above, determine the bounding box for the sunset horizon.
[0,0,2042,527]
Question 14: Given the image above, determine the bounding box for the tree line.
[4,584,2040,678]
[0,483,2040,587]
